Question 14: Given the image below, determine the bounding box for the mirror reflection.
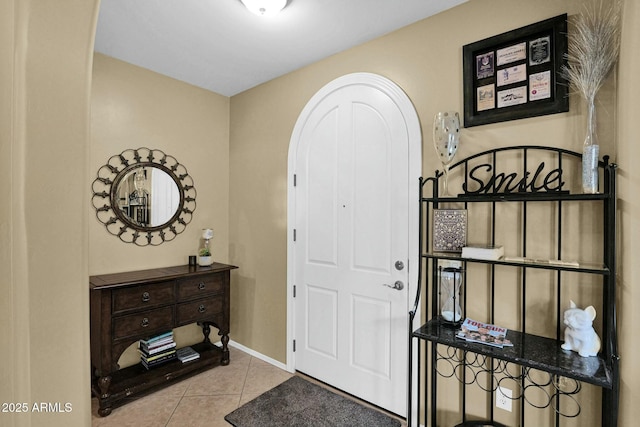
[91,147,196,246]
[115,166,180,227]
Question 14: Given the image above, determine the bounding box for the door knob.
[383,280,404,291]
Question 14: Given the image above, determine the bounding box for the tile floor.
[91,346,406,427]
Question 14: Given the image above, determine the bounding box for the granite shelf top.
[412,318,612,389]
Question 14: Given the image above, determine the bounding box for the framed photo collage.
[462,14,569,127]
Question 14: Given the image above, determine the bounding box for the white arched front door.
[287,73,421,416]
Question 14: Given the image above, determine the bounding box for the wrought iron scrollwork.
[91,147,196,246]
[435,346,582,418]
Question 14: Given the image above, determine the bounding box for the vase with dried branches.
[560,0,622,193]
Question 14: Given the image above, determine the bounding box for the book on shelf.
[176,346,200,363]
[139,341,177,356]
[456,317,513,348]
[140,348,176,362]
[141,351,177,369]
[461,245,504,260]
[139,330,177,357]
[140,336,174,349]
[140,330,174,346]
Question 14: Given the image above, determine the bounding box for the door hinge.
[293,174,297,186]
[293,339,296,352]
[293,229,296,241]
[293,285,296,298]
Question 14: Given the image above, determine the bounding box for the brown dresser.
[90,263,237,416]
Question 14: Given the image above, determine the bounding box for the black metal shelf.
[412,318,612,389]
[408,146,619,427]
[422,253,610,275]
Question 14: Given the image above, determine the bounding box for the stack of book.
[176,346,200,363]
[139,331,177,369]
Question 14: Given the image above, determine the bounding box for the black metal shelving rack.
[408,146,619,427]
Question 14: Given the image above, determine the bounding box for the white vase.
[198,256,213,266]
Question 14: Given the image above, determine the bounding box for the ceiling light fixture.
[240,0,287,17]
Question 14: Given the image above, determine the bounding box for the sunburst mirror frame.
[91,147,197,246]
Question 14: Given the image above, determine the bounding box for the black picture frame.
[463,14,569,128]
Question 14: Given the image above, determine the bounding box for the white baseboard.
[217,339,291,372]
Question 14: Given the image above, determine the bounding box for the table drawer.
[112,280,175,313]
[113,306,174,340]
[177,297,223,325]
[177,274,224,301]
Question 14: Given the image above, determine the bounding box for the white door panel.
[289,73,420,417]
[306,284,338,358]
[351,294,391,377]
[305,107,339,267]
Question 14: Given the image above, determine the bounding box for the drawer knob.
[142,292,150,302]
[141,317,149,328]
[198,282,206,290]
[198,304,206,313]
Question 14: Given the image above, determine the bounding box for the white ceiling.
[94,0,467,97]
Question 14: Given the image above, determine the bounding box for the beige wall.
[2,0,638,425]
[1,0,98,426]
[229,0,639,425]
[90,53,231,275]
[616,0,640,423]
[0,0,14,417]
[90,53,231,366]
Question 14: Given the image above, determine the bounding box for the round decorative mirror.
[91,148,196,246]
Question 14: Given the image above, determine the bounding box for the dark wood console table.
[90,263,237,416]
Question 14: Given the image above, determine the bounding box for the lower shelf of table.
[92,341,226,415]
[412,318,612,389]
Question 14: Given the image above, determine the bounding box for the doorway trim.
[286,72,422,414]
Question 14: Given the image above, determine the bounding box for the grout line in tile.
[164,396,183,427]
[237,355,252,407]
[162,376,196,427]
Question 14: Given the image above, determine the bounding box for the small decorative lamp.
[199,228,214,267]
[438,265,464,326]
